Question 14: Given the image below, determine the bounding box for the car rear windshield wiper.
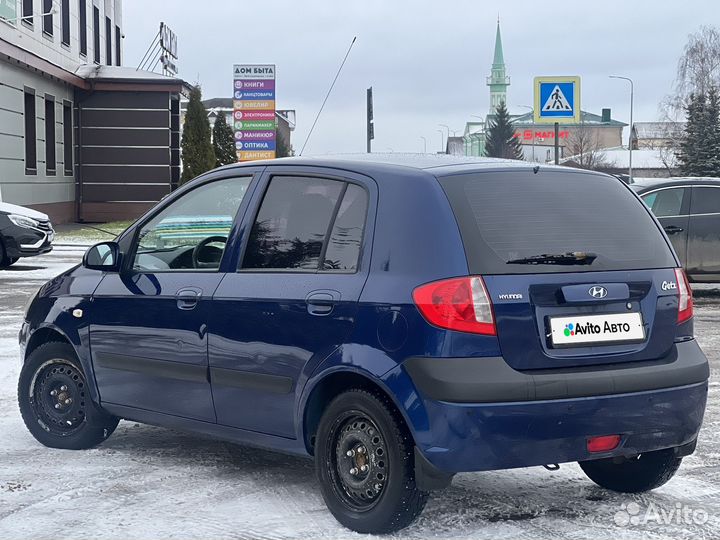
[506,251,598,265]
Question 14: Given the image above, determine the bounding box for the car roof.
[218,153,584,178]
[631,176,720,192]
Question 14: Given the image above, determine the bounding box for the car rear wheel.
[579,448,682,493]
[315,389,428,534]
[18,342,119,450]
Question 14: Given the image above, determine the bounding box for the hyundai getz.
[18,156,709,534]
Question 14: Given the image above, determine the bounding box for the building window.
[115,25,121,65]
[24,89,37,175]
[105,16,112,65]
[61,0,70,45]
[63,101,73,176]
[42,0,53,36]
[92,5,100,63]
[22,0,32,26]
[79,0,87,55]
[45,96,56,176]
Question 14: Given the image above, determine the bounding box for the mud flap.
[414,447,454,491]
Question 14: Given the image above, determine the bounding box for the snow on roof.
[632,122,685,139]
[74,65,183,83]
[561,147,673,169]
[512,110,627,127]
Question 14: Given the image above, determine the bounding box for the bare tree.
[565,122,615,170]
[661,25,720,121]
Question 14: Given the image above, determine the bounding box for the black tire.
[0,239,8,268]
[18,341,119,450]
[579,448,682,493]
[315,389,429,534]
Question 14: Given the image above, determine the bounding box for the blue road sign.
[534,76,581,124]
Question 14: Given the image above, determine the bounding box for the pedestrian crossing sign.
[534,76,581,124]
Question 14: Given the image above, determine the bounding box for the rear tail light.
[587,435,621,453]
[675,268,693,324]
[412,276,496,335]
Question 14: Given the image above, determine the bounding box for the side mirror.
[83,241,121,271]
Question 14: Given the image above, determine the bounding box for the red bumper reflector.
[587,435,621,453]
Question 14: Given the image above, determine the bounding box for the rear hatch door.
[439,168,680,370]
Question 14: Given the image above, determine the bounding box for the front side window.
[242,176,367,272]
[132,177,251,272]
[642,188,686,217]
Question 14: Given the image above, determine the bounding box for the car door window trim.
[123,174,257,275]
[238,172,369,275]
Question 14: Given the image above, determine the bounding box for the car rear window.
[438,170,677,274]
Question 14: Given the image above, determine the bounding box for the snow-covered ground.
[1,247,719,539]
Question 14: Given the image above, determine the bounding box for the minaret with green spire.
[487,18,510,115]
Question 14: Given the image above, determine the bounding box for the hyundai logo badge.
[588,286,608,299]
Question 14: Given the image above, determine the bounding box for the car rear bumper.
[403,340,709,473]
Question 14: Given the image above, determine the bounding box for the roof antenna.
[299,36,357,156]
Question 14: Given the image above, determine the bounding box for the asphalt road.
[1,247,719,540]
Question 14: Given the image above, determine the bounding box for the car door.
[209,168,375,438]
[687,185,720,279]
[90,174,256,421]
[641,186,690,267]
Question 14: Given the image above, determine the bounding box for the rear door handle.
[306,290,341,316]
[176,287,202,310]
[664,225,684,235]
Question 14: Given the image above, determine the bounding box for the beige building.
[511,109,627,163]
[630,122,685,150]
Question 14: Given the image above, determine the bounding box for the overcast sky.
[123,0,717,154]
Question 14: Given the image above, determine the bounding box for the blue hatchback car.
[19,155,709,533]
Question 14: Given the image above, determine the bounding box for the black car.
[0,201,54,267]
[633,177,720,282]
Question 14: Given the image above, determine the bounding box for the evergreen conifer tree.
[181,86,215,184]
[212,111,237,167]
[704,86,720,176]
[484,102,523,160]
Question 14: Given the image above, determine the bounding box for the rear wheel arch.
[302,370,415,456]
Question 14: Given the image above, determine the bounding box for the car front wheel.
[18,342,119,450]
[315,389,428,534]
[579,448,682,493]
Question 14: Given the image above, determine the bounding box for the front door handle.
[664,225,684,235]
[306,290,341,316]
[176,287,202,310]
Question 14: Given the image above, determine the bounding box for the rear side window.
[439,170,677,274]
[690,186,720,215]
[641,187,687,217]
[242,176,368,272]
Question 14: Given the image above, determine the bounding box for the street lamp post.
[437,129,444,153]
[609,75,634,182]
[439,124,450,154]
[420,136,427,154]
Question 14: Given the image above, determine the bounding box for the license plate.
[549,312,645,347]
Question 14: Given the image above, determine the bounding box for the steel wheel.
[330,412,389,511]
[29,360,88,437]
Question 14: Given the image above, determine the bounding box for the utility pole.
[554,122,560,165]
[366,87,374,153]
[420,136,427,153]
[610,75,634,181]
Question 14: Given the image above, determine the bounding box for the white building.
[1,1,186,223]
